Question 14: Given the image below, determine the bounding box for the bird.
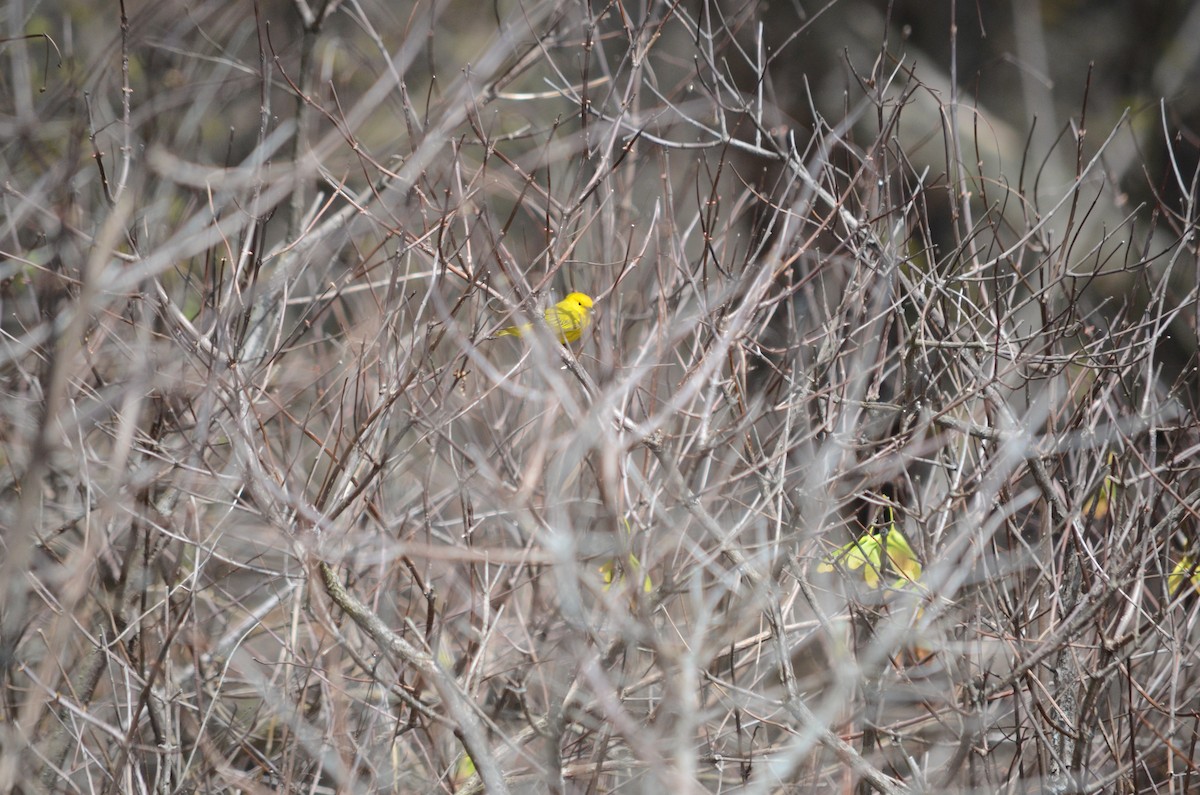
[496,292,594,344]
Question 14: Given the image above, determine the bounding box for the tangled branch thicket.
[3,1,1200,793]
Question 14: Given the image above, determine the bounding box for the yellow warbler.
[1169,554,1200,597]
[497,292,594,344]
[818,522,922,589]
[1082,451,1119,520]
[599,554,654,594]
[599,518,653,594]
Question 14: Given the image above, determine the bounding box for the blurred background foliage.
[4,1,1200,793]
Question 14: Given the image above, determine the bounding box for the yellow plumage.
[497,292,594,344]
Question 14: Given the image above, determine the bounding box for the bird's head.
[565,292,594,309]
